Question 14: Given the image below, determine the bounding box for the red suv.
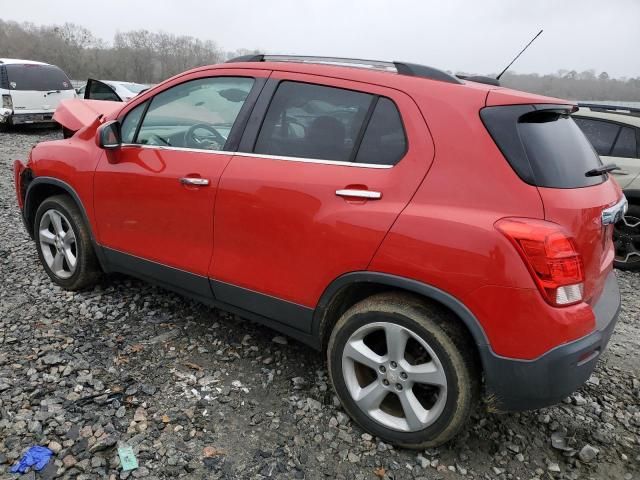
[13,55,625,448]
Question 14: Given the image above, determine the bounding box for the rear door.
[210,74,434,329]
[84,79,123,102]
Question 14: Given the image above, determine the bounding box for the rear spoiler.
[53,98,122,133]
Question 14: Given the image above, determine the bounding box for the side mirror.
[98,121,121,149]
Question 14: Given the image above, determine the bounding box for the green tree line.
[1,18,639,100]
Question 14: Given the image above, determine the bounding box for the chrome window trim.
[233,151,393,169]
[118,144,393,169]
[120,143,233,155]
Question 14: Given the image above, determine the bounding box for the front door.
[94,74,260,285]
[211,74,434,329]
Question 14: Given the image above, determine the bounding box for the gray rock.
[578,444,599,463]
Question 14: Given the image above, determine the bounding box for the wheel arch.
[24,178,94,239]
[313,272,490,354]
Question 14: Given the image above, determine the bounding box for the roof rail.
[578,102,640,117]
[225,54,462,85]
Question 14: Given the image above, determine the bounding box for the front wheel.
[327,293,479,449]
[34,195,101,290]
[613,204,640,271]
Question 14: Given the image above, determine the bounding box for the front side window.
[121,101,148,144]
[254,81,373,162]
[573,117,620,156]
[135,77,254,151]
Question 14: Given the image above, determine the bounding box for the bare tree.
[1,17,639,101]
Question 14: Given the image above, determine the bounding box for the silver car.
[574,104,640,270]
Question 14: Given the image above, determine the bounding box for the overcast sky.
[2,0,639,78]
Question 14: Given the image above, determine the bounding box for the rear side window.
[254,81,373,162]
[610,127,638,158]
[481,105,604,188]
[5,64,73,91]
[254,81,408,165]
[573,117,620,155]
[355,97,407,165]
[88,81,121,102]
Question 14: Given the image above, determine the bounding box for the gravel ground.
[1,126,639,480]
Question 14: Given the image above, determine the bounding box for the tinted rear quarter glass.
[6,64,73,91]
[481,105,605,188]
[355,97,407,165]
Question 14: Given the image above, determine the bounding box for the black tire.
[614,204,640,271]
[34,195,101,290]
[328,292,479,449]
[0,117,11,132]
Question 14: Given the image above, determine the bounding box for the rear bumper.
[9,112,56,125]
[482,270,620,411]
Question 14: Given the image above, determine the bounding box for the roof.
[213,60,497,93]
[0,58,50,66]
[574,107,640,129]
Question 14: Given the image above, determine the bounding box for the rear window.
[481,105,604,188]
[5,64,73,91]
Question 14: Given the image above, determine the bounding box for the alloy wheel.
[38,209,78,279]
[341,321,448,432]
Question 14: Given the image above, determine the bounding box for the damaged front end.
[54,98,122,138]
[13,159,32,210]
[13,159,35,236]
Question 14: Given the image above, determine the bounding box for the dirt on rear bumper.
[481,270,620,412]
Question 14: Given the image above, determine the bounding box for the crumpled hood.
[53,99,122,132]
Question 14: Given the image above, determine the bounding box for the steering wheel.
[184,123,227,150]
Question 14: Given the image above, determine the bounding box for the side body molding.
[312,271,491,349]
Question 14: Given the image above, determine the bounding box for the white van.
[1,58,76,128]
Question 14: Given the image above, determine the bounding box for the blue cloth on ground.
[10,446,53,474]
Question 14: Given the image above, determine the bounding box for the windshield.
[6,64,73,91]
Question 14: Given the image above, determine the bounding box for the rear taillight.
[2,94,12,110]
[496,218,585,307]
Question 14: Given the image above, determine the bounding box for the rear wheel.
[614,204,640,271]
[327,293,479,449]
[34,195,101,290]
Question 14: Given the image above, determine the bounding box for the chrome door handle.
[335,189,382,199]
[180,177,210,186]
